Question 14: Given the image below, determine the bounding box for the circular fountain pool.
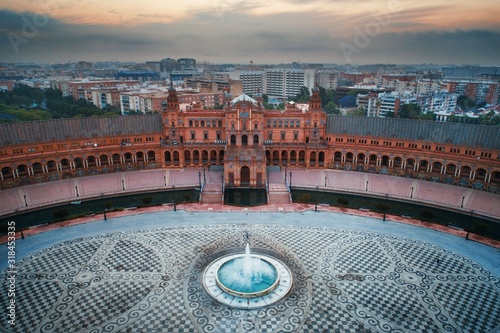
[216,254,280,298]
[203,245,293,309]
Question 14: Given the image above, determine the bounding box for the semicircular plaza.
[1,210,499,333]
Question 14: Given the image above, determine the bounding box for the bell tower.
[163,84,180,144]
[307,86,325,144]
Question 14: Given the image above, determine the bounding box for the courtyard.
[1,210,499,332]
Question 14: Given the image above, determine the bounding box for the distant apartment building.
[86,88,122,109]
[416,80,442,95]
[66,79,140,100]
[442,66,500,79]
[264,68,315,98]
[443,79,499,105]
[177,58,197,70]
[229,71,264,96]
[357,92,417,118]
[229,69,315,98]
[341,72,376,85]
[185,79,231,93]
[317,71,339,89]
[119,89,223,115]
[417,93,458,114]
[358,90,458,119]
[115,71,160,83]
[0,80,14,91]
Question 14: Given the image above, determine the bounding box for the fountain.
[203,242,293,309]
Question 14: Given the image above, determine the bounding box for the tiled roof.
[0,115,163,146]
[326,115,500,150]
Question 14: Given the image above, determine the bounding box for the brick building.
[1,86,499,193]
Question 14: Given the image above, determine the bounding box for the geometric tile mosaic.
[1,223,499,332]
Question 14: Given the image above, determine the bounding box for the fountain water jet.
[203,243,293,309]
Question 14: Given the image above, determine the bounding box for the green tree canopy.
[398,103,422,119]
[457,95,476,110]
[324,101,340,115]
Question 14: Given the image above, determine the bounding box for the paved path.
[1,168,499,220]
[1,210,499,332]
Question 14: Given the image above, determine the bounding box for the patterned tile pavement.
[1,212,499,333]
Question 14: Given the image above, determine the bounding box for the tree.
[294,86,310,103]
[319,86,335,107]
[478,111,500,126]
[324,101,340,115]
[457,95,476,110]
[352,107,366,116]
[398,103,422,119]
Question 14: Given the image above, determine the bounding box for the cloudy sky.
[1,0,499,65]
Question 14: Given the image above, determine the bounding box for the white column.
[0,172,3,180]
[470,171,474,179]
[457,169,461,177]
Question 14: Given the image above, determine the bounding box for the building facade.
[1,86,499,194]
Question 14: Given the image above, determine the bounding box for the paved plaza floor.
[1,211,499,333]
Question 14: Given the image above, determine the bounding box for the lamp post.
[172,185,176,211]
[284,163,287,182]
[203,163,206,182]
[101,193,107,221]
[289,172,292,188]
[383,193,388,221]
[325,176,327,187]
[221,173,224,193]
[315,185,319,212]
[198,171,201,189]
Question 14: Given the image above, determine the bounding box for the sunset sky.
[1,0,499,65]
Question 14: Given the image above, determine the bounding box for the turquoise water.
[217,256,278,294]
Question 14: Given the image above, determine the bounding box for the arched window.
[189,120,193,127]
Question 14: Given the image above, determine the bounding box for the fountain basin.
[203,253,293,309]
[216,254,280,298]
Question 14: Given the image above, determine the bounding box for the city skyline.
[1,0,500,65]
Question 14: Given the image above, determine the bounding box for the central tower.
[223,92,267,187]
